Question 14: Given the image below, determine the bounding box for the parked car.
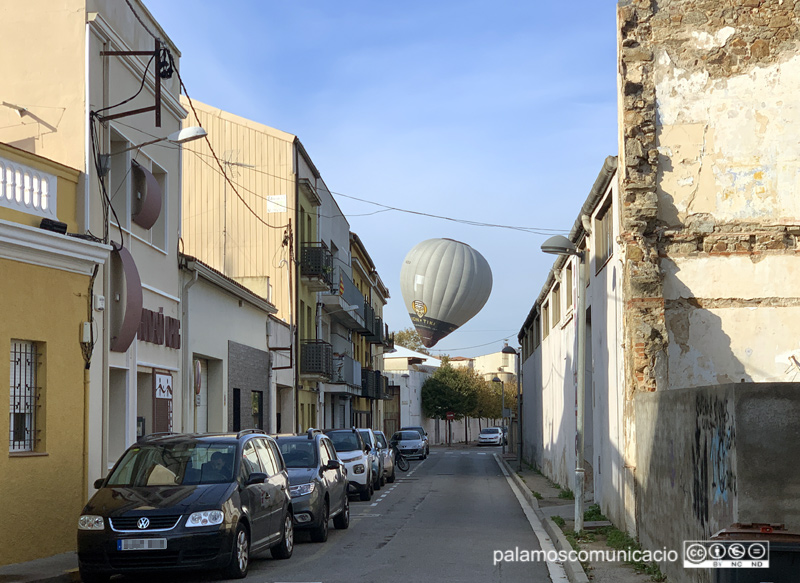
[77,430,293,583]
[323,428,373,501]
[390,429,427,460]
[373,430,395,484]
[478,427,504,446]
[274,429,349,543]
[400,425,429,457]
[357,428,384,490]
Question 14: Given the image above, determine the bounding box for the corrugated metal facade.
[181,98,294,323]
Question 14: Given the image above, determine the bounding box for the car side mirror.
[93,478,105,489]
[245,472,267,486]
[364,446,370,454]
[325,460,341,470]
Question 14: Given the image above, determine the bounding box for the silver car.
[391,430,426,460]
[374,430,395,483]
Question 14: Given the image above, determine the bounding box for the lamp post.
[492,376,505,455]
[541,234,586,533]
[502,344,522,471]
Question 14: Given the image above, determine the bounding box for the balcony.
[300,340,333,381]
[300,243,334,292]
[364,315,384,344]
[361,369,391,400]
[328,354,363,397]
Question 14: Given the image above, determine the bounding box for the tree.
[421,364,482,421]
[393,327,430,355]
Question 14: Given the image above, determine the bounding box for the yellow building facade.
[0,144,109,564]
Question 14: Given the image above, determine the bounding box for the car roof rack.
[306,428,323,439]
[139,432,178,442]
[237,428,267,438]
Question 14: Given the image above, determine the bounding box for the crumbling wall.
[618,0,800,559]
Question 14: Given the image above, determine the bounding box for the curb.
[499,457,590,583]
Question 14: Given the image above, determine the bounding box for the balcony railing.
[364,315,384,344]
[300,243,334,292]
[300,340,333,379]
[361,369,390,400]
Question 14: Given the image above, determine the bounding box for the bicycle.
[391,444,410,472]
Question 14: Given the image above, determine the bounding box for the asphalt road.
[218,447,554,583]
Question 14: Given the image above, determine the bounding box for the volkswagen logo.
[137,517,150,530]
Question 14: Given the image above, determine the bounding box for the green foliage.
[393,328,430,355]
[421,364,482,420]
[558,488,574,500]
[584,503,608,522]
[551,515,565,527]
[532,491,543,500]
[603,527,667,581]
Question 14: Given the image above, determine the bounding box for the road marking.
[494,454,569,583]
[477,452,487,455]
[371,502,379,506]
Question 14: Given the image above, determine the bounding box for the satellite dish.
[399,238,492,348]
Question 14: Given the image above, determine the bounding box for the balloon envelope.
[399,238,492,348]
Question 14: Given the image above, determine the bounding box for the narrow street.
[183,448,552,583]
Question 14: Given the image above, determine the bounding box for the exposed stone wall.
[618,0,800,561]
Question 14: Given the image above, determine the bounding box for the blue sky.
[145,0,619,357]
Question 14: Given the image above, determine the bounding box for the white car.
[324,428,374,501]
[478,427,504,446]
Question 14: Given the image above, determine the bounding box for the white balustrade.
[0,156,57,220]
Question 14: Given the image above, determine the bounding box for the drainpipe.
[181,259,199,432]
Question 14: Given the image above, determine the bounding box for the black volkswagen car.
[274,429,349,542]
[77,431,293,582]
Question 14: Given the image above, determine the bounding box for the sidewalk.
[0,552,78,583]
[499,449,661,583]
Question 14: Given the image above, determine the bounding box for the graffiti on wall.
[691,393,736,531]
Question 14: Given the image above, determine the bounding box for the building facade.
[0,145,109,564]
[0,0,187,495]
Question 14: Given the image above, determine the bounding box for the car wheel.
[360,478,373,501]
[223,522,249,579]
[271,512,294,559]
[333,494,350,529]
[387,465,395,483]
[374,467,382,490]
[310,500,329,543]
[79,569,110,583]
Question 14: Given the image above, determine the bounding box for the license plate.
[117,538,167,551]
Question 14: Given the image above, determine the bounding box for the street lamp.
[541,234,586,533]
[492,376,505,455]
[502,344,522,471]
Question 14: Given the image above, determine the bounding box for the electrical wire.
[109,119,569,236]
[94,52,156,117]
[423,333,519,353]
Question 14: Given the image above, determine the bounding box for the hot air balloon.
[399,238,492,348]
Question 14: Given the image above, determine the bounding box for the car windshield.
[106,442,237,486]
[375,433,388,448]
[401,427,424,436]
[481,428,501,435]
[357,430,373,446]
[327,431,361,452]
[393,431,421,441]
[276,439,318,468]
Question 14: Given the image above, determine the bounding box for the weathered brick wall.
[619,1,800,580]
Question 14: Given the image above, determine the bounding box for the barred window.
[9,340,40,452]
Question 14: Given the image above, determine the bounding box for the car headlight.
[290,482,316,497]
[352,464,365,474]
[186,510,224,527]
[78,515,105,531]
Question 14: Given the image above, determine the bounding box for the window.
[552,284,561,325]
[150,161,167,251]
[542,302,550,339]
[595,200,613,269]
[254,438,277,476]
[565,263,573,312]
[533,314,541,348]
[9,340,41,452]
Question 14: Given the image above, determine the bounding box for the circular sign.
[446,411,454,420]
